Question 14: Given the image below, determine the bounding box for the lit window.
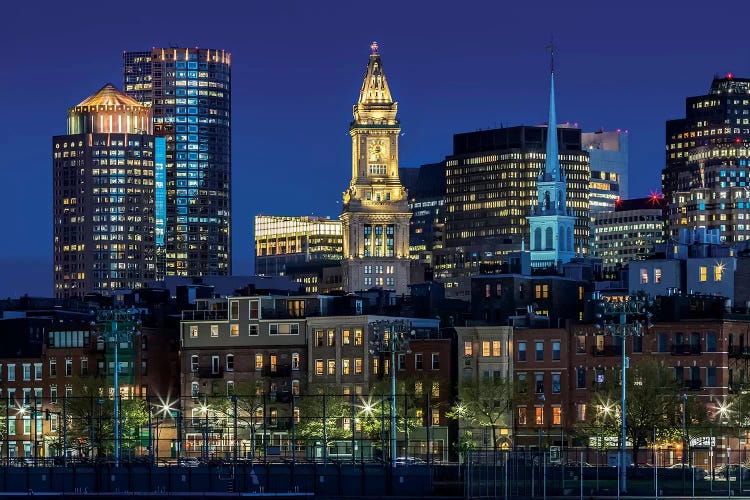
[354,358,362,375]
[518,407,527,425]
[230,324,238,337]
[640,269,648,284]
[714,264,724,282]
[654,268,662,284]
[327,360,336,375]
[354,329,363,345]
[315,359,323,376]
[190,326,198,338]
[576,403,586,422]
[432,381,440,397]
[255,354,263,369]
[535,407,544,425]
[342,359,350,375]
[699,266,707,282]
[552,407,562,425]
[482,341,490,357]
[464,341,472,357]
[342,330,351,345]
[492,341,501,357]
[415,381,422,395]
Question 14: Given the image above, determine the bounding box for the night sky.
[2,0,749,297]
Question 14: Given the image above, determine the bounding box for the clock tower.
[341,42,411,295]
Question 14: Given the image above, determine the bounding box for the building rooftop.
[77,83,144,108]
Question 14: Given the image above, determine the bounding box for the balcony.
[684,379,702,391]
[671,344,702,356]
[262,365,292,378]
[592,345,621,356]
[729,346,750,358]
[197,367,224,378]
[182,310,228,321]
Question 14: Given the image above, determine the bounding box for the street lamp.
[594,295,653,494]
[92,309,141,468]
[368,319,414,468]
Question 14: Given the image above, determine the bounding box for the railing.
[670,344,702,355]
[197,368,223,378]
[262,365,291,378]
[684,379,702,391]
[729,346,750,358]
[592,345,620,356]
[181,310,228,321]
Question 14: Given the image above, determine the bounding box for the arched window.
[534,227,542,251]
[545,227,553,250]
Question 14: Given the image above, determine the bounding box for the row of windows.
[190,353,301,373]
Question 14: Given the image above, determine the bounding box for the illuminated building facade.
[123,48,232,278]
[592,197,666,273]
[667,149,750,243]
[437,127,589,284]
[340,43,411,295]
[582,129,628,213]
[52,84,158,297]
[254,215,343,276]
[663,75,750,200]
[400,162,446,275]
[527,66,577,268]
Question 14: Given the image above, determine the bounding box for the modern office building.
[593,196,666,273]
[52,84,159,298]
[123,47,232,278]
[667,159,750,244]
[663,75,750,200]
[400,162,446,274]
[254,215,343,276]
[582,129,628,213]
[340,43,411,295]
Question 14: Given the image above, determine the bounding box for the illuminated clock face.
[368,139,387,162]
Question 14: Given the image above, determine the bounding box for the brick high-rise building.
[52,84,159,297]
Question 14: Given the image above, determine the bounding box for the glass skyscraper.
[123,48,232,278]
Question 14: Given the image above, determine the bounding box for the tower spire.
[544,42,560,182]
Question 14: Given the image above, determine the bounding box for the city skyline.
[3,0,750,297]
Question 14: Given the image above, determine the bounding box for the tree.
[64,377,149,457]
[295,383,353,448]
[447,377,513,451]
[580,359,682,465]
[206,381,267,455]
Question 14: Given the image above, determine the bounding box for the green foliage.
[62,377,149,456]
[447,377,513,451]
[579,359,684,463]
[295,383,353,445]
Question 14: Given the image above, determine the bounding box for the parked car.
[178,457,200,467]
[562,461,593,468]
[715,464,750,480]
[394,457,426,466]
[669,463,708,480]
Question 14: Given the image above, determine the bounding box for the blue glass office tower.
[123,48,231,278]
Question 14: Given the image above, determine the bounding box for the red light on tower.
[736,137,742,144]
[727,72,734,80]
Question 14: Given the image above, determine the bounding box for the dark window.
[535,373,544,393]
[706,332,716,352]
[535,342,544,361]
[518,342,526,361]
[552,341,560,360]
[576,367,586,388]
[658,333,669,352]
[633,336,643,353]
[675,366,683,381]
[707,366,716,387]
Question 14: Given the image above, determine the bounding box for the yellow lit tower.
[341,42,411,295]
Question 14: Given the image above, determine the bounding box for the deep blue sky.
[2,0,749,297]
